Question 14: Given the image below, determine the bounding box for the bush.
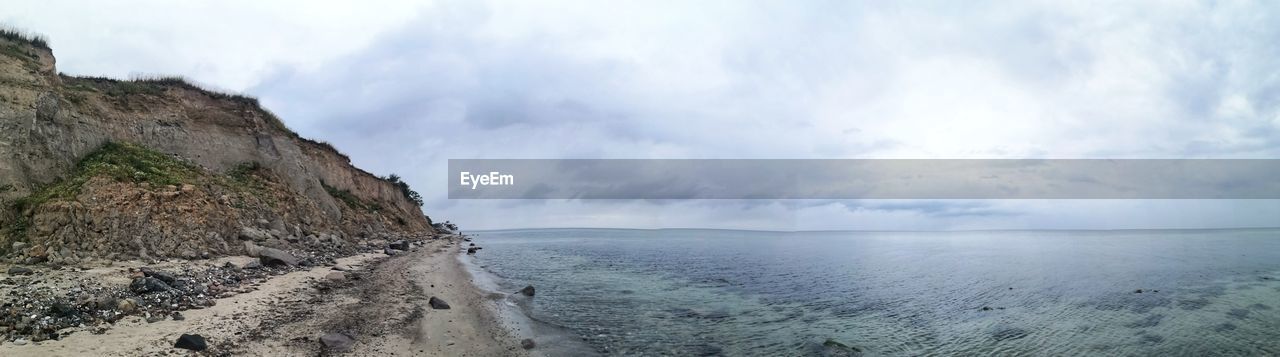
[383,174,423,206]
[13,141,199,211]
[0,26,49,49]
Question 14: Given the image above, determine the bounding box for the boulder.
[130,277,174,294]
[320,332,355,351]
[174,334,207,351]
[139,267,177,285]
[117,298,139,313]
[428,297,451,310]
[7,266,34,275]
[238,227,274,241]
[519,285,536,297]
[258,248,298,267]
[521,338,537,350]
[325,272,346,282]
[389,240,410,251]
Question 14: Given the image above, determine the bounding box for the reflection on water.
[470,229,1280,356]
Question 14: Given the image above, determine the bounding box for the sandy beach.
[0,238,531,356]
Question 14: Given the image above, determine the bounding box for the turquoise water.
[469,229,1280,356]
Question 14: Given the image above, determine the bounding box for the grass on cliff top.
[13,142,201,211]
[61,74,294,134]
[0,26,49,49]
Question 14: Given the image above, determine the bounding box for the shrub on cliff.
[0,26,49,49]
[383,174,423,207]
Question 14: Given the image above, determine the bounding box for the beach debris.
[130,277,174,293]
[429,296,451,309]
[7,266,34,275]
[174,333,208,351]
[320,332,356,351]
[258,247,299,266]
[521,338,537,349]
[519,285,536,297]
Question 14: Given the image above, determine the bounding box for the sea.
[464,228,1280,356]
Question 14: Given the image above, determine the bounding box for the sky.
[6,0,1280,230]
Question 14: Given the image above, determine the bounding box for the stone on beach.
[174,333,208,351]
[320,332,356,351]
[130,277,174,293]
[521,338,537,349]
[429,296,451,309]
[258,247,299,266]
[325,271,346,281]
[7,266,34,275]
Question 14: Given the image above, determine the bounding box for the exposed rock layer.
[0,36,434,262]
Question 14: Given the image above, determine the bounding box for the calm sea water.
[467,228,1280,356]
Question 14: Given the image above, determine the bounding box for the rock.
[384,248,404,256]
[117,298,139,313]
[174,334,207,351]
[11,242,27,252]
[521,338,536,350]
[980,306,992,311]
[466,247,480,255]
[258,247,298,266]
[139,267,177,285]
[7,266,34,275]
[243,260,263,269]
[239,227,273,241]
[389,240,410,251]
[519,285,536,297]
[12,338,29,346]
[325,272,346,282]
[171,311,185,321]
[820,338,862,357]
[428,296,451,310]
[1134,289,1144,294]
[130,277,174,293]
[320,332,355,351]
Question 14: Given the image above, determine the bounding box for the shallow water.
[469,228,1280,356]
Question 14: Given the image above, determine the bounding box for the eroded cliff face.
[0,36,435,263]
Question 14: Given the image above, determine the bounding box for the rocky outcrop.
[0,33,435,262]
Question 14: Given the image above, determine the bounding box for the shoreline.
[0,236,533,356]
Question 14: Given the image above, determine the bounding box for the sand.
[0,239,530,356]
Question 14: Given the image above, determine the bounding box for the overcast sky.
[7,0,1280,230]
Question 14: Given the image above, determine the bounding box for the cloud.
[8,0,1280,229]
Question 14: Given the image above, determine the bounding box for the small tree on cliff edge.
[384,174,423,207]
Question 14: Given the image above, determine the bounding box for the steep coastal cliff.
[0,31,435,264]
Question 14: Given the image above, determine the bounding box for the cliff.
[0,31,435,264]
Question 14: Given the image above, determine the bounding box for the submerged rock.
[521,338,536,350]
[519,285,536,297]
[429,296,451,310]
[820,338,863,357]
[174,334,208,351]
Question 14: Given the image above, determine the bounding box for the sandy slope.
[0,239,528,356]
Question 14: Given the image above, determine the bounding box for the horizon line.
[464,226,1280,234]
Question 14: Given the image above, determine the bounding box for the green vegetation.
[384,174,423,206]
[0,26,49,49]
[322,181,382,212]
[226,161,269,194]
[60,74,294,133]
[12,142,200,211]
